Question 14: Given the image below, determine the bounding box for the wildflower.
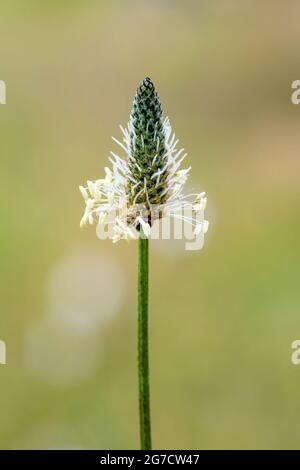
[79,77,208,243]
[78,77,210,450]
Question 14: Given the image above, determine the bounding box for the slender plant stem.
[137,236,151,450]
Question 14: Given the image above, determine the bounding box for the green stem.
[137,236,151,450]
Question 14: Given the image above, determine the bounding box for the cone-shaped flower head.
[79,77,209,243]
[128,77,169,207]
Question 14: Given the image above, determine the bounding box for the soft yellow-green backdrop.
[0,0,300,449]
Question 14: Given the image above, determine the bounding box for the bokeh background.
[0,0,300,449]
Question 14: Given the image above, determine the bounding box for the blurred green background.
[0,0,300,450]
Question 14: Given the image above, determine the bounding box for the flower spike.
[79,77,208,243]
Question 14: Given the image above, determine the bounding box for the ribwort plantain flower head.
[79,77,209,243]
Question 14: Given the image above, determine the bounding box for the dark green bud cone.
[127,77,169,207]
